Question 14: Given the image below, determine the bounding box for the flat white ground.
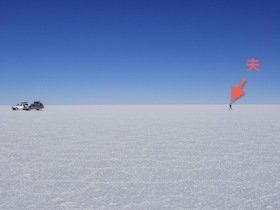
[1,105,280,209]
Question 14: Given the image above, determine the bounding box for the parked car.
[12,102,29,110]
[26,101,44,111]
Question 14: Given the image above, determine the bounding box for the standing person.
[229,103,232,110]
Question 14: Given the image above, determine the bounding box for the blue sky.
[0,0,279,104]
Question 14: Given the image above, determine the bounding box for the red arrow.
[231,78,246,102]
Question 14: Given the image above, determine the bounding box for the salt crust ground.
[1,105,280,209]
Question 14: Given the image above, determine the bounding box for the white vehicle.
[12,102,29,111]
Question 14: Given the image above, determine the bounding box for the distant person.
[229,103,232,110]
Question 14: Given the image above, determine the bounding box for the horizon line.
[1,103,280,106]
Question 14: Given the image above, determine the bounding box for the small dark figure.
[229,103,232,110]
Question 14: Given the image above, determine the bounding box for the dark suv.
[26,101,44,111]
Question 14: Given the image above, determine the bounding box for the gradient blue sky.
[1,0,279,104]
